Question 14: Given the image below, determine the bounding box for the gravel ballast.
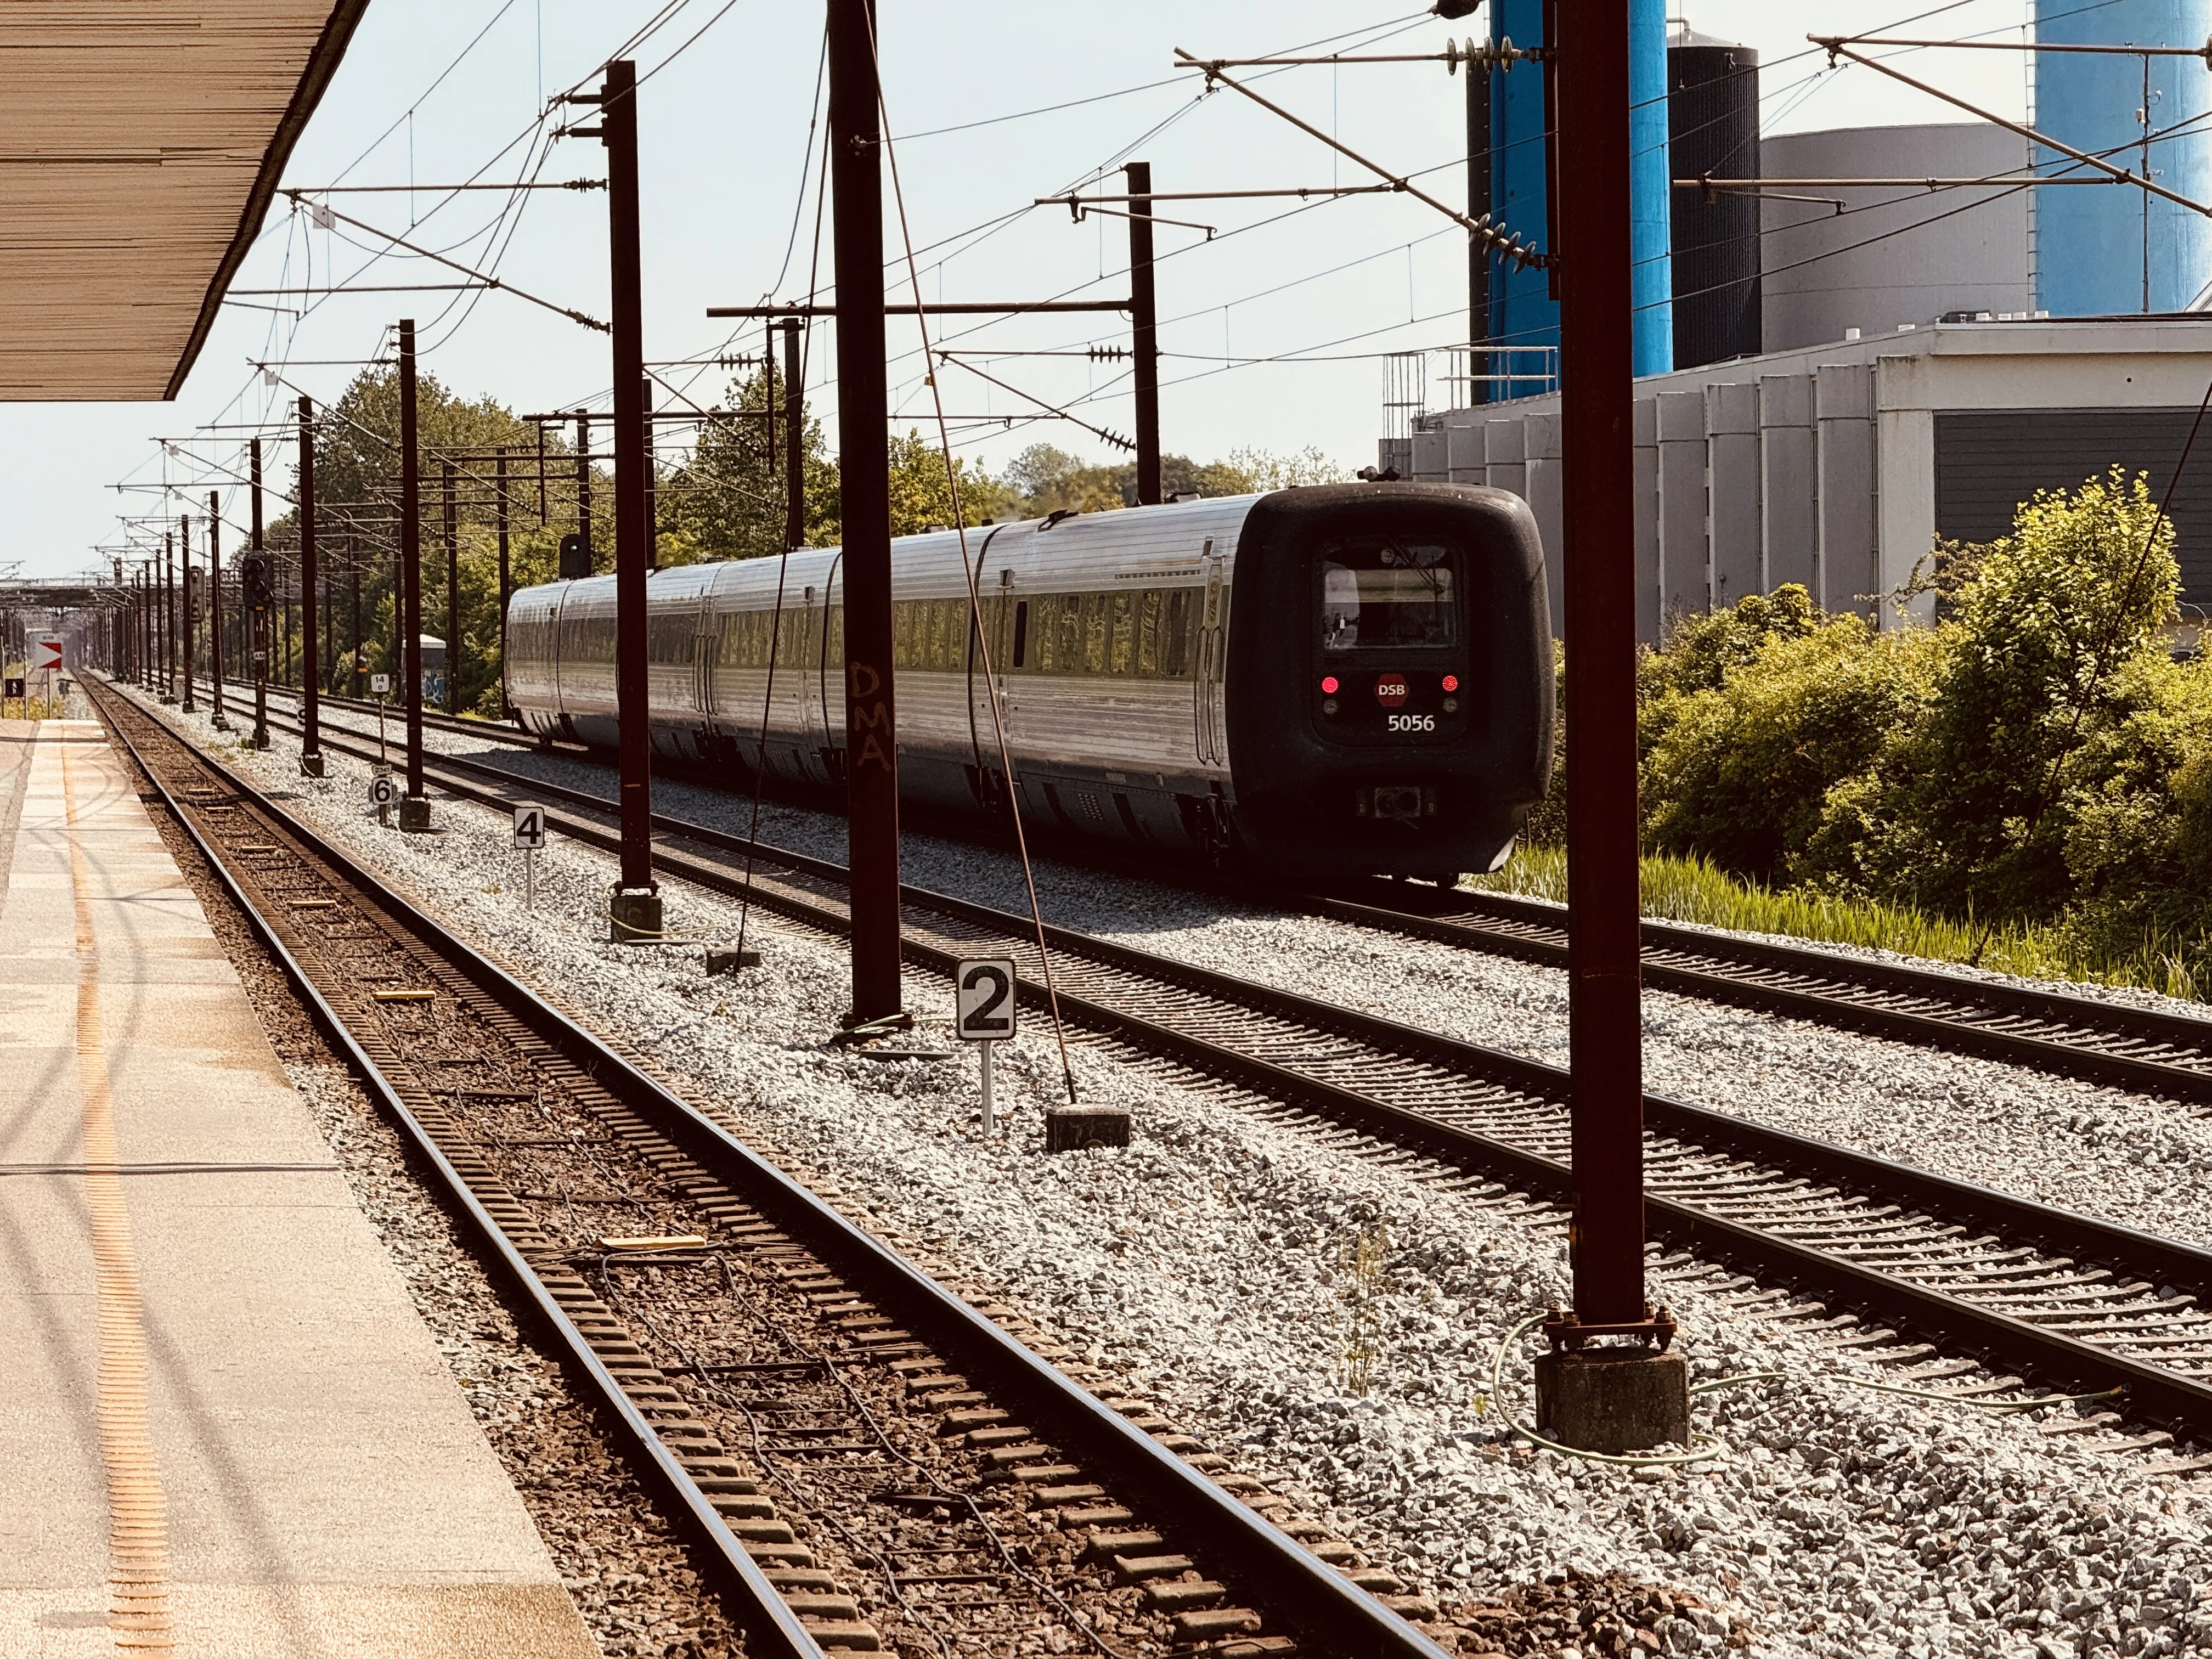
[128,712,745,1658]
[174,692,2212,1659]
[367,707,2212,1261]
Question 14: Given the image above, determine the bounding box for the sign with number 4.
[956,958,1016,1041]
[512,804,546,850]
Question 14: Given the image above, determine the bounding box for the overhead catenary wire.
[878,52,1082,1109]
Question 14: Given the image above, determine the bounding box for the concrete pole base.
[610,889,664,944]
[397,796,433,833]
[1533,1346,1689,1455]
[298,753,326,778]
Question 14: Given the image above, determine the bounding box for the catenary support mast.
[399,318,430,828]
[300,397,323,775]
[1126,161,1162,505]
[828,0,903,1026]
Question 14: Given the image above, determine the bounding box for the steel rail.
[91,685,830,1659]
[225,690,2212,1444]
[1296,883,2212,1106]
[93,678,1454,1659]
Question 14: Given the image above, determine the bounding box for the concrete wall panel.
[1816,362,1879,619]
[1634,396,1661,644]
[1523,411,1564,633]
[1759,373,1818,594]
[1485,419,1527,498]
[1706,381,1762,608]
[1657,389,1709,625]
[1446,422,1487,485]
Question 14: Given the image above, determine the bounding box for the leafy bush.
[1639,590,1936,883]
[1555,467,2212,994]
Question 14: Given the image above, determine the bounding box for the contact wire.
[876,59,1080,1105]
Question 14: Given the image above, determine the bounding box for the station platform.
[0,721,596,1657]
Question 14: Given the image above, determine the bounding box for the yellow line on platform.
[61,740,177,1652]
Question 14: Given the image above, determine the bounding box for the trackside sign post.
[370,674,392,767]
[513,804,546,908]
[366,772,397,826]
[955,957,1017,1135]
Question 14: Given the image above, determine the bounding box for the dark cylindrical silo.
[1668,30,1761,368]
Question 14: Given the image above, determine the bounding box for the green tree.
[664,369,840,559]
[1797,469,2185,917]
[992,441,1347,520]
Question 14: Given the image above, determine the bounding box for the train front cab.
[1222,482,1553,881]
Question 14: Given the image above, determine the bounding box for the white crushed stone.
[179,689,2212,1659]
[309,698,2212,1259]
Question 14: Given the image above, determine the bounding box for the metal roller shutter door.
[1934,409,2212,606]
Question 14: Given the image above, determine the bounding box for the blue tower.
[2033,0,2212,315]
[1487,0,1674,386]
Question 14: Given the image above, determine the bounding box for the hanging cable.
[877,57,1081,1107]
[731,59,836,964]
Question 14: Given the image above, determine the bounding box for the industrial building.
[1387,318,2212,639]
[1410,2,2212,637]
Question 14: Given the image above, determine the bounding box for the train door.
[1194,539,1226,766]
[964,528,1014,810]
[692,589,717,718]
[815,555,845,780]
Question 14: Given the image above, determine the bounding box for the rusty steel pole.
[180,516,195,713]
[400,318,428,822]
[1557,0,1648,1331]
[161,532,175,700]
[300,397,323,772]
[598,58,658,923]
[575,414,591,561]
[496,448,511,714]
[208,491,230,730]
[781,318,804,550]
[251,439,270,748]
[829,0,904,1025]
[443,459,459,716]
[641,376,658,572]
[1125,160,1161,505]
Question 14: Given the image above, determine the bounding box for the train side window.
[1012,601,1029,669]
[1108,592,1135,676]
[1057,594,1082,674]
[1161,588,1193,679]
[1081,593,1108,675]
[1136,589,1162,677]
[937,599,960,671]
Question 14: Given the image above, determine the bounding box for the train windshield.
[1318,539,1459,654]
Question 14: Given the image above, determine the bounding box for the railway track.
[1299,882,2212,1109]
[258,690,2212,1119]
[161,680,2212,1454]
[92,680,1458,1659]
[268,683,2212,1111]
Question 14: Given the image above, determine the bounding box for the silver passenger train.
[504,483,1553,879]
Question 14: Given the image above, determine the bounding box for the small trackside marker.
[370,989,436,1003]
[290,898,338,909]
[238,843,281,853]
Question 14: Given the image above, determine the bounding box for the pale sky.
[17,0,2038,578]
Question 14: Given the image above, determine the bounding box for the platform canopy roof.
[0,2,370,402]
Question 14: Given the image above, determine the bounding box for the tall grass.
[1470,845,2206,1003]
